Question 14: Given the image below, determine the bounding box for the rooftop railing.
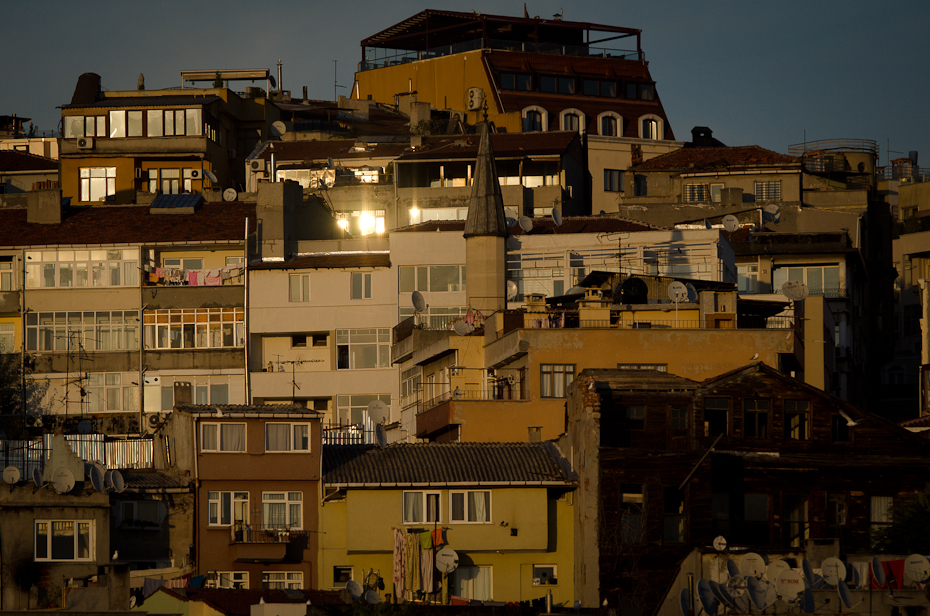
[787,138,879,157]
[417,386,529,415]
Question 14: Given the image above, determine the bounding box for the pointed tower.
[464,123,508,314]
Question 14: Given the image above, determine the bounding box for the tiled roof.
[396,131,578,161]
[393,215,661,234]
[156,588,345,614]
[0,150,59,172]
[174,404,321,417]
[118,469,190,490]
[250,252,391,271]
[0,202,255,248]
[580,368,699,392]
[631,145,799,172]
[323,442,574,485]
[62,95,223,109]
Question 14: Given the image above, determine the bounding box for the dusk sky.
[5,0,929,166]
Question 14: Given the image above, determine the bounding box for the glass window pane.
[147,110,163,137]
[128,111,143,137]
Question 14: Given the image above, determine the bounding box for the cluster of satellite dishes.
[668,281,699,304]
[2,462,128,495]
[683,544,930,616]
[504,208,563,235]
[345,579,383,605]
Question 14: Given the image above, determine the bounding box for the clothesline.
[142,265,245,286]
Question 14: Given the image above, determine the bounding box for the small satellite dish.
[223,188,238,202]
[685,283,698,302]
[32,468,44,488]
[129,596,137,609]
[111,470,125,493]
[667,281,688,303]
[506,217,517,228]
[781,280,809,301]
[697,579,718,614]
[518,215,533,233]
[727,560,741,578]
[774,569,804,600]
[872,557,886,588]
[713,535,728,551]
[740,553,767,578]
[452,320,475,335]
[766,559,790,581]
[801,587,816,613]
[367,400,388,424]
[346,580,363,599]
[90,466,105,492]
[364,589,382,604]
[746,577,767,610]
[270,120,287,138]
[904,554,930,583]
[51,467,75,494]
[722,214,740,233]
[709,580,735,608]
[77,419,92,434]
[838,579,854,609]
[821,557,847,586]
[679,588,691,616]
[801,559,815,583]
[726,574,747,596]
[3,466,20,484]
[435,547,459,573]
[203,169,219,183]
[764,204,781,222]
[551,208,563,227]
[506,280,519,301]
[411,291,426,312]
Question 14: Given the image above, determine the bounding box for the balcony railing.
[417,386,529,414]
[360,38,641,71]
[787,138,878,157]
[322,419,377,445]
[393,314,483,345]
[231,522,306,544]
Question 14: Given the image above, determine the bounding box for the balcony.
[230,523,307,563]
[416,387,529,439]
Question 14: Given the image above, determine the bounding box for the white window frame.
[26,310,140,353]
[559,108,586,134]
[450,490,492,524]
[521,106,548,132]
[208,491,249,527]
[333,566,354,589]
[289,274,310,302]
[0,323,13,353]
[403,490,441,524]
[684,183,710,203]
[264,423,311,452]
[0,259,14,291]
[262,491,303,529]
[79,167,116,202]
[453,565,492,600]
[216,572,249,589]
[336,329,391,370]
[201,423,247,453]
[25,248,140,290]
[597,111,623,137]
[533,564,558,586]
[143,307,245,351]
[34,520,95,561]
[262,571,303,590]
[541,364,575,398]
[351,272,372,300]
[638,114,664,140]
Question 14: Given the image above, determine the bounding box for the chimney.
[26,191,64,224]
[528,426,541,443]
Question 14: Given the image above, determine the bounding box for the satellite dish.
[904,554,930,583]
[872,557,886,587]
[766,559,790,581]
[364,589,382,604]
[367,400,388,424]
[746,577,767,610]
[346,580,363,599]
[506,280,519,301]
[667,281,688,303]
[685,283,698,302]
[77,420,92,434]
[764,204,781,222]
[774,569,804,601]
[111,470,125,493]
[801,559,815,583]
[726,574,747,596]
[375,424,387,448]
[722,214,740,233]
[800,587,816,613]
[809,574,825,590]
[223,188,238,202]
[129,596,138,609]
[845,561,860,588]
[452,320,474,335]
[709,580,735,608]
[697,579,719,614]
[32,468,44,488]
[506,217,517,228]
[781,280,809,301]
[821,557,847,586]
[713,535,728,552]
[270,120,287,138]
[838,579,854,609]
[3,466,20,484]
[679,588,691,616]
[704,218,713,229]
[411,291,426,312]
[518,216,533,232]
[435,547,459,573]
[204,169,219,183]
[90,466,105,492]
[740,553,767,578]
[727,560,741,578]
[551,208,563,227]
[51,467,75,494]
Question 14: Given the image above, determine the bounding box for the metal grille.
[684,183,709,202]
[755,181,781,201]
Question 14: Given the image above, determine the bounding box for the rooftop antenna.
[334,60,345,102]
[668,281,688,327]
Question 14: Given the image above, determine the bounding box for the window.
[0,258,13,290]
[710,183,724,203]
[333,567,353,589]
[670,406,688,430]
[201,423,246,452]
[828,494,847,527]
[563,113,580,132]
[64,116,84,138]
[398,265,466,293]
[558,77,575,94]
[620,485,644,542]
[87,373,139,413]
[704,397,729,436]
[625,82,639,99]
[216,572,248,589]
[738,265,759,294]
[264,423,310,452]
[744,398,769,438]
[783,494,809,547]
[663,487,685,543]
[454,566,492,601]
[262,492,302,529]
[522,107,547,132]
[35,520,94,561]
[26,311,139,352]
[533,565,557,586]
[351,272,372,299]
[85,116,106,137]
[403,491,441,524]
[262,571,302,590]
[289,274,310,302]
[25,248,139,289]
[684,183,709,202]
[640,84,655,100]
[79,167,116,202]
[451,491,491,523]
[784,400,810,440]
[163,257,204,270]
[336,329,390,369]
[831,415,850,442]
[120,501,161,528]
[109,110,126,138]
[334,210,386,236]
[618,364,668,372]
[641,118,659,140]
[626,404,646,431]
[208,491,248,526]
[540,364,575,398]
[142,307,244,350]
[870,495,893,545]
[583,80,600,96]
[540,76,557,93]
[633,175,647,196]
[0,323,13,353]
[755,181,781,201]
[773,265,840,297]
[500,73,531,91]
[604,169,623,192]
[600,115,618,136]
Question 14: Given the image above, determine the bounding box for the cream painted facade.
[588,135,683,214]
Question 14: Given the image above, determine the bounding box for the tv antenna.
[668,281,688,327]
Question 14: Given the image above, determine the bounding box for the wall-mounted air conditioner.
[250,159,266,172]
[190,169,201,179]
[77,137,94,149]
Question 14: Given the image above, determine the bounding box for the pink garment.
[155,267,164,278]
[205,269,221,286]
[188,271,199,286]
[393,528,405,601]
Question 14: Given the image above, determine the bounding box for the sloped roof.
[250,252,391,271]
[0,202,255,248]
[323,442,573,485]
[0,150,59,172]
[580,368,699,393]
[155,588,345,614]
[396,131,578,161]
[119,469,190,490]
[631,145,799,172]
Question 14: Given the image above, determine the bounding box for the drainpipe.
[20,249,26,418]
[244,218,251,403]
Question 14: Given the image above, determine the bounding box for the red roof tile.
[631,146,799,172]
[0,203,255,248]
[0,150,59,172]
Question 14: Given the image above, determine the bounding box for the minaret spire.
[464,123,508,239]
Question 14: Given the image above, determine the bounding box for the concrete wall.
[588,136,684,215]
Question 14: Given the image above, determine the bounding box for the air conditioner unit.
[144,412,167,434]
[250,159,266,172]
[77,137,94,149]
[190,169,201,179]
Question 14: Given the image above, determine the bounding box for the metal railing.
[787,138,878,157]
[393,314,482,345]
[502,311,796,336]
[322,418,377,445]
[231,522,306,544]
[417,386,528,414]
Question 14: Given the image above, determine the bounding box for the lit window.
[25,249,139,289]
[34,520,94,561]
[451,491,491,523]
[262,492,302,529]
[79,167,116,202]
[142,307,244,350]
[201,423,246,452]
[289,274,310,302]
[264,423,310,452]
[26,311,139,352]
[541,364,575,398]
[403,491,441,524]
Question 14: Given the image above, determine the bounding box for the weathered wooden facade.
[561,363,930,613]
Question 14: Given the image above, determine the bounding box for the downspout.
[139,245,145,433]
[244,218,251,403]
[20,249,26,418]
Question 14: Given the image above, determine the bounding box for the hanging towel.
[420,531,433,550]
[142,578,165,597]
[221,267,232,281]
[420,547,434,593]
[432,528,444,547]
[155,267,164,278]
[188,270,198,286]
[205,269,221,286]
[393,528,405,601]
[405,534,420,595]
[149,273,159,283]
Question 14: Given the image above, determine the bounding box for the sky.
[4,0,930,166]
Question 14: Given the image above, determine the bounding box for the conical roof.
[464,123,508,238]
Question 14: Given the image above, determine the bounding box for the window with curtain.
[34,520,93,561]
[451,491,491,523]
[454,566,492,600]
[262,492,302,529]
[265,423,310,452]
[202,423,246,452]
[289,274,310,302]
[262,571,303,589]
[403,491,440,524]
[208,491,248,526]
